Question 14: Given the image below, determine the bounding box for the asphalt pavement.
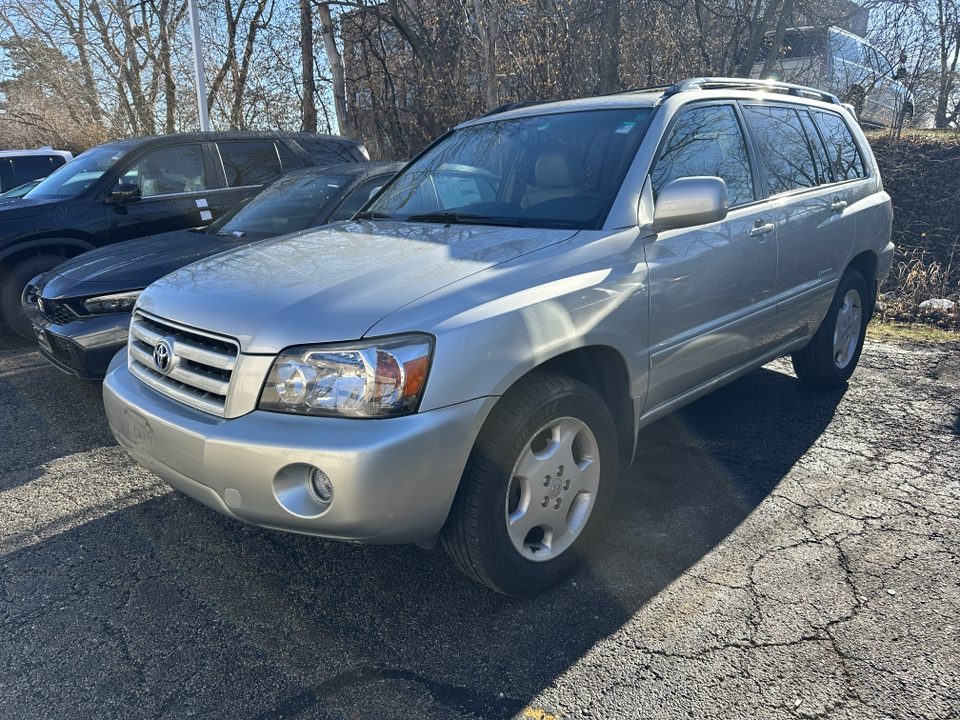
[1,322,958,719]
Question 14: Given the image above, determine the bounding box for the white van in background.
[753,26,913,128]
[0,147,73,194]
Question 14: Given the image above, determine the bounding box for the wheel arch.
[513,344,636,468]
[0,238,95,270]
[845,249,879,316]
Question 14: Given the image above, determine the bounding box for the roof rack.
[480,101,548,118]
[663,77,842,106]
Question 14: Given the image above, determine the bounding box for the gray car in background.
[103,78,894,595]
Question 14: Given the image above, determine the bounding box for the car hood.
[0,197,57,219]
[138,220,579,353]
[39,229,245,299]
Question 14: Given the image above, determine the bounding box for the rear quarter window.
[292,138,363,165]
[813,111,866,181]
[218,141,284,187]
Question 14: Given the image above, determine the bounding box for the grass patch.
[867,318,960,344]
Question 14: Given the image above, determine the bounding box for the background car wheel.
[791,268,869,388]
[1,255,63,339]
[441,372,618,596]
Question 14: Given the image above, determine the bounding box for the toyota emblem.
[153,338,175,375]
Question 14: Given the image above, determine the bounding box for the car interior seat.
[521,149,585,208]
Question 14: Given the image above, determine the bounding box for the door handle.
[831,197,848,213]
[749,219,775,238]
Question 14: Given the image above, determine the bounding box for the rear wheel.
[791,268,869,387]
[441,372,618,596]
[0,255,63,339]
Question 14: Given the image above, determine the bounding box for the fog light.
[309,467,334,503]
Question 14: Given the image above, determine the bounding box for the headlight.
[258,334,433,418]
[82,290,142,314]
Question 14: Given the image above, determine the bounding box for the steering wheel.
[574,189,607,203]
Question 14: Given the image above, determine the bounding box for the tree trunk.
[472,0,499,111]
[597,0,620,94]
[759,0,793,79]
[735,0,782,78]
[318,3,354,136]
[301,0,317,132]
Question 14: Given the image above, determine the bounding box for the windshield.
[368,108,652,229]
[215,172,352,240]
[25,145,129,200]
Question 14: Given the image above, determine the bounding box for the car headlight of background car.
[82,290,143,314]
[258,334,433,418]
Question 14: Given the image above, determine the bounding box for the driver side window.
[651,105,754,208]
[120,145,208,197]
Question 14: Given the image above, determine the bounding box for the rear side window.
[813,111,866,181]
[328,175,392,222]
[651,104,754,207]
[293,138,362,165]
[218,141,283,187]
[744,105,820,195]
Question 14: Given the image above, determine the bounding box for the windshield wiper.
[405,212,543,227]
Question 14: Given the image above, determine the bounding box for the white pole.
[188,0,211,131]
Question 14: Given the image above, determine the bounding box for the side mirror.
[653,176,729,231]
[105,183,142,206]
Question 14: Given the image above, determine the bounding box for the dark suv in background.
[0,131,367,338]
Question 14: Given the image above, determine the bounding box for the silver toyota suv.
[104,78,894,595]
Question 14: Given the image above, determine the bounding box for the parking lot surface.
[2,324,958,719]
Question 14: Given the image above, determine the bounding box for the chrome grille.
[128,311,238,417]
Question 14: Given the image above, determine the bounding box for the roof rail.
[480,101,547,118]
[663,77,842,106]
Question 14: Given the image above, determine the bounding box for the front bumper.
[22,298,128,379]
[103,352,496,544]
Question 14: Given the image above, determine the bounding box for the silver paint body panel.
[105,87,893,544]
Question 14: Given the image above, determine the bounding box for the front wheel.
[791,268,869,387]
[441,372,618,596]
[1,254,64,339]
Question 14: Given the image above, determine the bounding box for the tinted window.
[219,173,353,239]
[11,156,63,185]
[328,175,392,222]
[293,138,361,165]
[276,143,300,172]
[651,104,754,207]
[218,141,283,187]
[798,111,833,184]
[121,144,208,196]
[813,111,865,181]
[743,105,818,195]
[758,30,827,62]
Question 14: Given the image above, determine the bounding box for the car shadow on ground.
[1,361,847,718]
[0,326,113,490]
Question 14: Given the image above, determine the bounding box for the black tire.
[791,268,869,388]
[0,255,64,339]
[441,372,618,596]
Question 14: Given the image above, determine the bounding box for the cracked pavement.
[1,323,958,719]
